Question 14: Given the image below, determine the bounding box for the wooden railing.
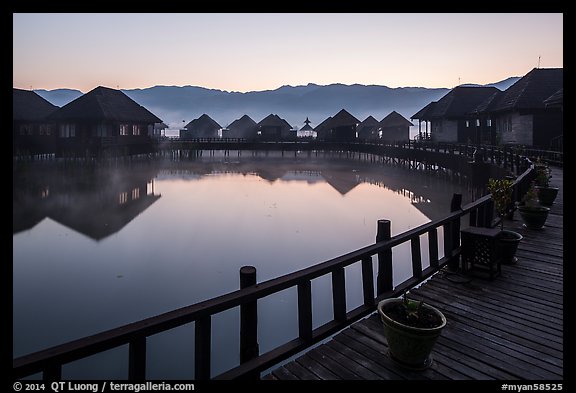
[12,144,534,381]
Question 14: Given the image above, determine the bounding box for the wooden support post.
[411,237,423,279]
[446,194,462,271]
[240,266,259,365]
[428,228,439,268]
[43,364,62,381]
[332,267,347,322]
[195,316,211,380]
[128,336,147,381]
[361,257,375,306]
[297,281,313,340]
[376,219,392,295]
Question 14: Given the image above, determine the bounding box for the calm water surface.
[13,150,472,378]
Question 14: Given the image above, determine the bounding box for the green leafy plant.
[402,291,424,323]
[522,181,539,207]
[487,178,514,230]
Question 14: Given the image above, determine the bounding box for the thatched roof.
[227,115,257,137]
[411,101,437,120]
[380,111,413,127]
[154,122,169,130]
[257,114,292,128]
[324,109,359,128]
[426,86,500,119]
[13,88,59,121]
[359,115,379,127]
[184,114,221,133]
[314,116,332,132]
[487,68,563,112]
[48,86,162,123]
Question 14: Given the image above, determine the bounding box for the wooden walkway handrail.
[12,143,535,380]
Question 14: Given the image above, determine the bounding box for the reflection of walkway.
[267,168,563,380]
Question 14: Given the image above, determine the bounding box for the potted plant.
[518,181,550,230]
[487,178,523,264]
[533,163,558,206]
[377,292,446,370]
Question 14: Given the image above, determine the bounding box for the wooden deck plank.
[295,354,341,380]
[264,167,563,380]
[284,360,320,380]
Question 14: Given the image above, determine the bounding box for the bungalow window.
[476,119,481,127]
[119,192,128,204]
[132,188,140,200]
[39,124,46,135]
[465,120,470,128]
[132,125,140,136]
[95,124,107,137]
[120,124,129,136]
[487,119,492,127]
[59,124,76,138]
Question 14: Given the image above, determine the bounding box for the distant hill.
[34,88,83,107]
[33,77,520,132]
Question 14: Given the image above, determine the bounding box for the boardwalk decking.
[265,167,563,380]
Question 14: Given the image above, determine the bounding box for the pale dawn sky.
[13,13,563,93]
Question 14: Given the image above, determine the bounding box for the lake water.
[13,150,472,379]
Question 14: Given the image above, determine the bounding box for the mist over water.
[13,150,473,378]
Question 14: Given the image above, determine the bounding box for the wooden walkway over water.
[265,167,563,380]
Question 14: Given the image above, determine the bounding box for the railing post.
[195,316,211,380]
[240,266,259,370]
[297,280,313,340]
[445,194,462,271]
[361,257,375,307]
[128,336,147,381]
[376,219,393,295]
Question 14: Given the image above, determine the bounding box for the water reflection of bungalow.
[224,115,257,139]
[47,86,162,157]
[379,111,412,142]
[13,166,161,241]
[316,109,359,141]
[256,114,293,140]
[180,114,221,139]
[357,115,380,140]
[13,89,59,156]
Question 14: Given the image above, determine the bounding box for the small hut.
[256,114,293,140]
[357,115,380,140]
[151,122,168,138]
[181,114,221,139]
[379,111,413,142]
[411,86,499,144]
[225,115,257,139]
[314,116,332,140]
[13,88,59,156]
[297,117,316,138]
[318,109,359,141]
[47,86,162,156]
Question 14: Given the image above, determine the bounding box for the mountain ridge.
[33,77,520,130]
